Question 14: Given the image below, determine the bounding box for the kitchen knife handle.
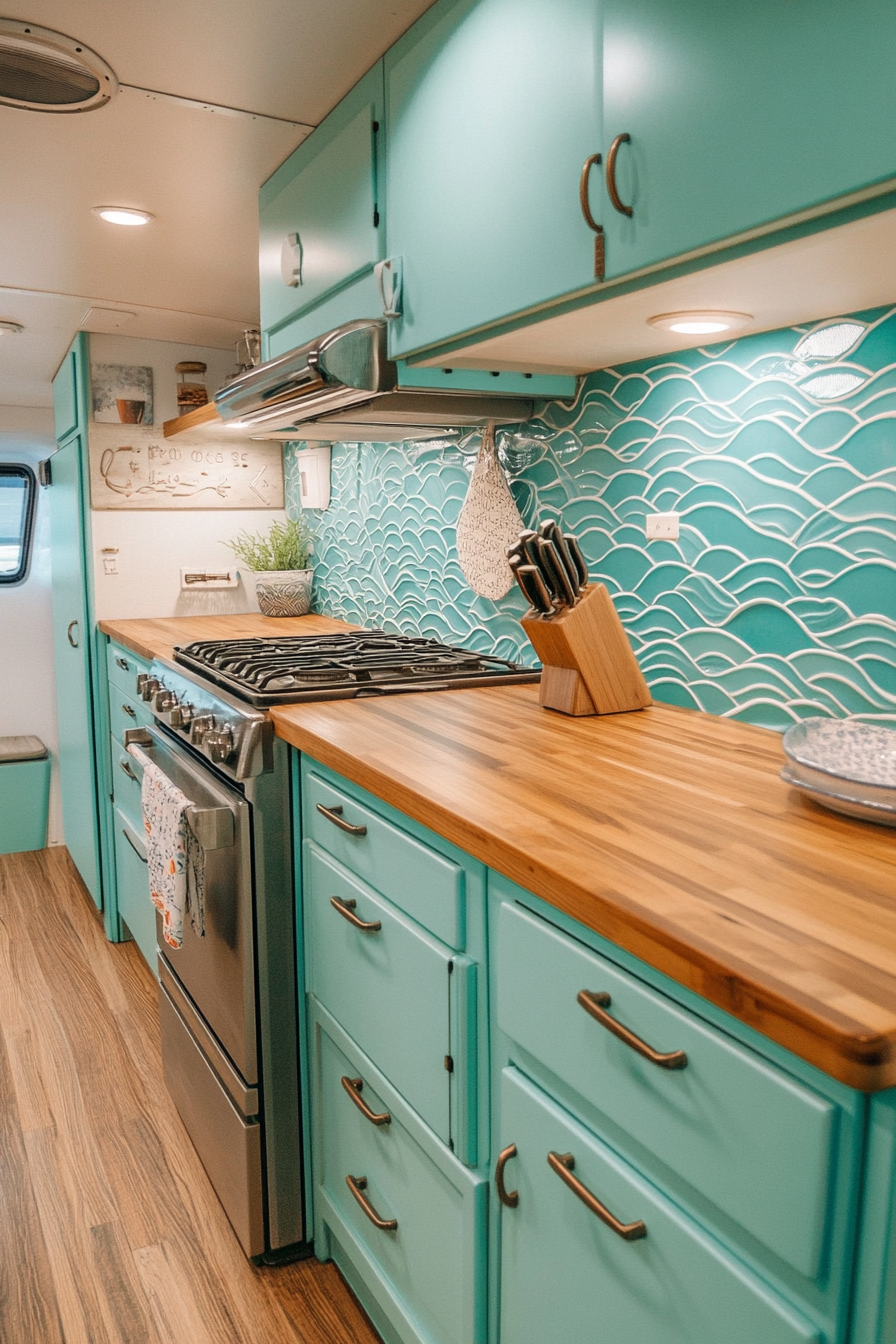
[512,559,553,614]
[523,566,554,615]
[564,534,589,590]
[542,522,579,595]
[537,538,577,607]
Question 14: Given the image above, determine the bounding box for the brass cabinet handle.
[122,702,137,718]
[67,620,79,648]
[606,132,633,216]
[578,152,605,280]
[119,758,138,781]
[345,1175,397,1231]
[341,1075,391,1126]
[330,896,382,933]
[121,828,147,864]
[115,656,130,671]
[547,1151,646,1241]
[316,802,367,836]
[577,990,688,1069]
[495,1143,519,1208]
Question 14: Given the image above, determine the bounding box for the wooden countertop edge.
[272,711,896,1093]
[98,620,162,664]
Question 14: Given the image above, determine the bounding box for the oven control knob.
[169,702,193,728]
[141,677,162,702]
[153,689,177,713]
[189,714,215,744]
[205,725,235,764]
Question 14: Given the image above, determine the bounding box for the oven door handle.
[123,727,236,850]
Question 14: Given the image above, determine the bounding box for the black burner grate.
[173,630,539,706]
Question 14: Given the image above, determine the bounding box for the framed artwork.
[91,363,154,425]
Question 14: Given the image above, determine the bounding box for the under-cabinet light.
[648,311,752,335]
[93,206,154,226]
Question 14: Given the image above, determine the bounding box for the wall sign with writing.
[87,423,284,510]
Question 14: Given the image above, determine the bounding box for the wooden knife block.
[521,583,652,716]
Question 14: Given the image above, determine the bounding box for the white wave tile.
[284,305,896,733]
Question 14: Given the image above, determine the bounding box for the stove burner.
[173,630,539,706]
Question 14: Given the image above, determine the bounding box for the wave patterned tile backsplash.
[285,304,896,732]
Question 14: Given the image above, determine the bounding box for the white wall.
[0,423,62,844]
[88,334,286,620]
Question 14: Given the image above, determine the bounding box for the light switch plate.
[646,512,679,540]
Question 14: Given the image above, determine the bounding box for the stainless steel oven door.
[127,726,257,1085]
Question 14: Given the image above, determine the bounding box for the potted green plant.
[226,517,316,617]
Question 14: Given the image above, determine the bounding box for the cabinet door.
[50,436,101,906]
[498,1068,822,1344]
[259,63,384,338]
[52,340,84,441]
[385,0,600,358]
[601,0,896,280]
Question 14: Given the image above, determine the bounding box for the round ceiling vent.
[0,18,117,112]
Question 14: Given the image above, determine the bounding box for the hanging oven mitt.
[127,743,206,948]
[455,421,525,599]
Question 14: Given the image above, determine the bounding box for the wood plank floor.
[0,846,380,1344]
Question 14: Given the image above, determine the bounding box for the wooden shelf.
[162,402,222,438]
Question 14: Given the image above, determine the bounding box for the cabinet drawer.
[112,808,156,972]
[498,1067,820,1344]
[495,899,837,1281]
[109,691,153,742]
[106,642,151,701]
[110,735,144,837]
[316,1021,487,1344]
[306,841,453,1141]
[305,768,465,949]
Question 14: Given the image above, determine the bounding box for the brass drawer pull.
[316,802,367,836]
[122,702,137,718]
[495,1143,519,1208]
[578,152,605,280]
[606,132,633,216]
[330,896,381,933]
[119,758,138,781]
[577,990,688,1070]
[346,1174,397,1231]
[67,620,79,648]
[548,1151,646,1241]
[115,656,130,671]
[341,1075,391,1126]
[122,828,147,864]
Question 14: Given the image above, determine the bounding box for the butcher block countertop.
[98,612,352,664]
[272,686,896,1093]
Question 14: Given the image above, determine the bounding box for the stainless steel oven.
[125,683,305,1264]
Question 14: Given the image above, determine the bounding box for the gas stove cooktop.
[173,630,540,706]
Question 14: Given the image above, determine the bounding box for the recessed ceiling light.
[93,206,154,227]
[648,311,752,335]
[0,320,24,335]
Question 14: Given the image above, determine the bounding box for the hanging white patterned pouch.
[455,422,524,599]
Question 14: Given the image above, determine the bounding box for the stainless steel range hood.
[214,319,539,442]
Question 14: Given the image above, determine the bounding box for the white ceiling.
[0,0,436,410]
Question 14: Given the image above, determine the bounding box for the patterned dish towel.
[127,743,205,948]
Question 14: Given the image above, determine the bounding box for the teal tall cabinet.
[50,335,116,933]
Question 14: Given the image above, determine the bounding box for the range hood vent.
[214,319,538,442]
[0,19,117,112]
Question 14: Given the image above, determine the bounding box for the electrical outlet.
[646,511,679,540]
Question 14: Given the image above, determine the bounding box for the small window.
[0,464,36,584]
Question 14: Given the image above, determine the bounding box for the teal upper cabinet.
[259,63,385,341]
[600,0,896,280]
[384,0,600,359]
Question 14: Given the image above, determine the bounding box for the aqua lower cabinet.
[111,808,157,973]
[295,755,894,1344]
[496,1067,821,1344]
[311,1010,487,1344]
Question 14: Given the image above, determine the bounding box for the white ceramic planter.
[253,568,313,617]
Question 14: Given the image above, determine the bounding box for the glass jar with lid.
[175,361,208,416]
